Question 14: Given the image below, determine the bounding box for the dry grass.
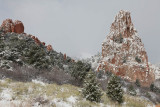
[0,78,155,107]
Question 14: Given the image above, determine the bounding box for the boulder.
[47,45,53,51]
[0,19,14,33]
[13,20,24,34]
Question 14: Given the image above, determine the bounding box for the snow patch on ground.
[53,99,72,107]
[0,100,30,107]
[0,88,13,101]
[52,96,77,107]
[123,87,127,93]
[32,79,46,86]
[67,96,77,104]
[0,79,6,84]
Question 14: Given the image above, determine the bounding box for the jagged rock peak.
[98,10,155,87]
[114,10,132,28]
[103,10,137,46]
[112,10,135,36]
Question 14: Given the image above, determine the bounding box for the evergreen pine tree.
[150,83,155,92]
[135,79,141,87]
[106,75,123,103]
[24,44,50,69]
[97,70,104,79]
[128,84,136,96]
[150,83,160,93]
[71,61,91,82]
[82,70,102,102]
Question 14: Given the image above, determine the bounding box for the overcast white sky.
[0,0,160,63]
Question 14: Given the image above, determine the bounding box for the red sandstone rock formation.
[30,35,42,45]
[156,104,160,107]
[64,53,66,60]
[0,19,59,54]
[98,10,155,86]
[47,45,53,51]
[72,59,75,63]
[34,37,41,45]
[42,42,45,46]
[14,20,24,34]
[0,19,24,34]
[30,34,53,51]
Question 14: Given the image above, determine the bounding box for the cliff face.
[98,10,155,86]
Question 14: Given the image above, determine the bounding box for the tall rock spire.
[98,10,155,86]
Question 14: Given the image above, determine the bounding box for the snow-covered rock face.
[98,10,155,86]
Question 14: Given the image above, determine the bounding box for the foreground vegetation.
[0,78,155,107]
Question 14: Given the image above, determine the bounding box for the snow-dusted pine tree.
[135,79,141,87]
[106,75,123,103]
[82,70,102,102]
[128,84,137,96]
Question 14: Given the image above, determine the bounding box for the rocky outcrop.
[98,10,155,86]
[64,53,66,60]
[31,35,41,45]
[14,20,24,34]
[72,59,75,62]
[42,42,46,46]
[31,35,53,51]
[0,19,54,52]
[0,19,24,34]
[47,45,53,51]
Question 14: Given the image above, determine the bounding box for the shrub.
[135,79,141,87]
[150,83,160,93]
[122,56,127,63]
[106,75,123,103]
[41,67,77,85]
[128,84,136,96]
[96,70,104,79]
[119,33,123,43]
[24,44,51,69]
[150,83,155,92]
[145,92,151,98]
[82,70,102,102]
[70,61,91,82]
[105,71,112,77]
[135,56,141,63]
[113,33,123,43]
[0,63,78,86]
